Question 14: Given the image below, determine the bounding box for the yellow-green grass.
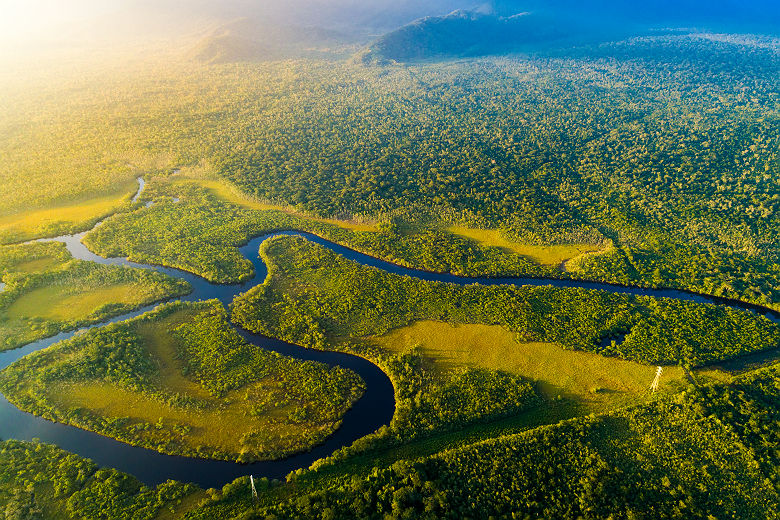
[0,242,71,276]
[8,255,65,273]
[694,368,733,384]
[45,310,349,460]
[136,309,207,397]
[169,170,378,232]
[6,284,149,321]
[153,489,208,520]
[0,179,139,243]
[49,380,321,458]
[447,225,602,266]
[370,320,685,412]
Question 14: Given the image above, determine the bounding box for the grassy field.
[447,225,602,267]
[370,320,686,412]
[0,179,139,244]
[48,378,323,460]
[9,255,65,273]
[45,307,352,460]
[1,302,364,462]
[168,170,378,232]
[7,283,151,321]
[0,242,71,276]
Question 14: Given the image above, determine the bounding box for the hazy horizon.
[2,0,778,51]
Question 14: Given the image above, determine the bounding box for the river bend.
[0,178,777,488]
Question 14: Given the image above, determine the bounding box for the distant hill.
[4,1,485,60]
[6,0,778,63]
[187,32,268,64]
[183,2,493,63]
[358,0,780,63]
[186,18,350,63]
[357,10,585,63]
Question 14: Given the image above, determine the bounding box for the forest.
[0,27,779,520]
[1,34,779,308]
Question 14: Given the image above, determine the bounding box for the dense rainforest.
[1,22,779,520]
[2,34,779,307]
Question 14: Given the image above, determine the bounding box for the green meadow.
[0,243,190,352]
[0,301,365,462]
[371,320,686,412]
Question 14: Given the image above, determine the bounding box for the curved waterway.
[1,178,778,489]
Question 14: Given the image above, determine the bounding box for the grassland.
[8,255,64,273]
[0,241,71,276]
[46,378,330,461]
[447,225,603,267]
[0,178,140,244]
[7,283,154,321]
[0,301,365,462]
[0,242,190,351]
[370,320,686,412]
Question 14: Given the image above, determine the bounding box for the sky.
[0,1,124,42]
[0,0,777,49]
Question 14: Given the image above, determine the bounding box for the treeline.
[232,236,780,367]
[0,300,365,462]
[0,439,197,520]
[572,242,780,307]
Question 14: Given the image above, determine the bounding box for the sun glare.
[0,0,119,43]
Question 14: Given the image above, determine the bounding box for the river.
[0,177,776,488]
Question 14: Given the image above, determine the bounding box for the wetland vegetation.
[1,6,779,518]
[0,301,364,462]
[234,236,779,368]
[0,242,190,352]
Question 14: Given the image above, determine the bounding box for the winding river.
[0,178,777,489]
